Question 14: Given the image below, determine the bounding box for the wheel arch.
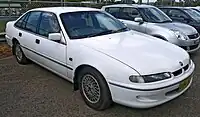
[73,64,109,91]
[12,37,19,55]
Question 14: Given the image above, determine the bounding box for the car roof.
[159,6,190,10]
[187,7,200,9]
[103,4,155,8]
[29,7,100,14]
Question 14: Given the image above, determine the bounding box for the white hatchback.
[5,7,194,110]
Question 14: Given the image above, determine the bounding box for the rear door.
[14,11,42,60]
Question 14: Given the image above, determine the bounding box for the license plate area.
[179,77,191,91]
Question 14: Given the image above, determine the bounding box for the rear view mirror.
[48,33,61,41]
[134,17,144,24]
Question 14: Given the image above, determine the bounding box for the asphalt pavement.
[0,53,200,117]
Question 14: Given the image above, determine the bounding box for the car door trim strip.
[20,45,73,70]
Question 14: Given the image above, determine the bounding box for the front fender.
[146,24,178,43]
[71,45,139,85]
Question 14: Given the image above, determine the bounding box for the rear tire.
[13,42,29,64]
[78,67,112,110]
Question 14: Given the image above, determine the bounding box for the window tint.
[168,9,187,18]
[21,13,30,29]
[25,11,41,33]
[38,12,60,37]
[184,9,200,21]
[105,7,120,18]
[15,13,29,28]
[160,9,168,14]
[120,8,140,20]
[139,7,172,23]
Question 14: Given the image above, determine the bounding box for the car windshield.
[192,8,200,14]
[60,11,128,39]
[139,7,172,23]
[184,9,200,21]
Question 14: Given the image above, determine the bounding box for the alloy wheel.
[15,44,23,61]
[81,74,101,104]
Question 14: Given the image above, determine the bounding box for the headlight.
[172,30,188,40]
[129,72,171,83]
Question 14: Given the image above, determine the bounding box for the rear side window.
[15,13,29,29]
[105,7,120,18]
[120,8,140,20]
[38,12,60,37]
[25,11,41,33]
[168,9,187,18]
[160,8,168,14]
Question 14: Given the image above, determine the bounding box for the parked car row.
[5,6,196,110]
[159,7,200,33]
[101,4,200,53]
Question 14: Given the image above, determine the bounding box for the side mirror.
[48,33,61,41]
[134,17,144,24]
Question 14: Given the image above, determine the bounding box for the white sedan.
[5,7,194,110]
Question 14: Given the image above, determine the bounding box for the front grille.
[188,33,199,39]
[183,64,189,71]
[165,88,179,96]
[172,69,182,76]
[180,44,199,50]
[172,63,190,76]
[180,46,187,50]
[190,44,199,50]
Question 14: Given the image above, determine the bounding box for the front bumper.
[108,61,194,108]
[174,37,200,53]
[5,34,12,47]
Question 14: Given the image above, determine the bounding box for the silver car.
[101,4,200,53]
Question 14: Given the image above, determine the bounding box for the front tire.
[78,67,112,110]
[13,42,29,64]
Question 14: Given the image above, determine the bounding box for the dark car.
[159,7,200,33]
[187,7,200,15]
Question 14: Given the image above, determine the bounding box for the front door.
[167,9,188,23]
[35,12,68,79]
[119,7,146,33]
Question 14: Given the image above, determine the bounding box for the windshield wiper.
[86,27,128,38]
[87,30,115,38]
[113,27,128,33]
[161,20,172,23]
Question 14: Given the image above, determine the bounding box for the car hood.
[155,22,197,35]
[77,30,190,75]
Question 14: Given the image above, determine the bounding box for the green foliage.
[0,21,6,33]
[190,1,200,7]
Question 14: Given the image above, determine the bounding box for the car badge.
[179,62,183,66]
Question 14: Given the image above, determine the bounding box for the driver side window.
[38,12,60,37]
[120,8,140,21]
[105,7,120,18]
[168,9,187,19]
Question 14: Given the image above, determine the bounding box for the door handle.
[35,39,40,44]
[19,32,22,37]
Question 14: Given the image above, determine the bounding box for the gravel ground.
[0,52,200,117]
[0,42,12,59]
